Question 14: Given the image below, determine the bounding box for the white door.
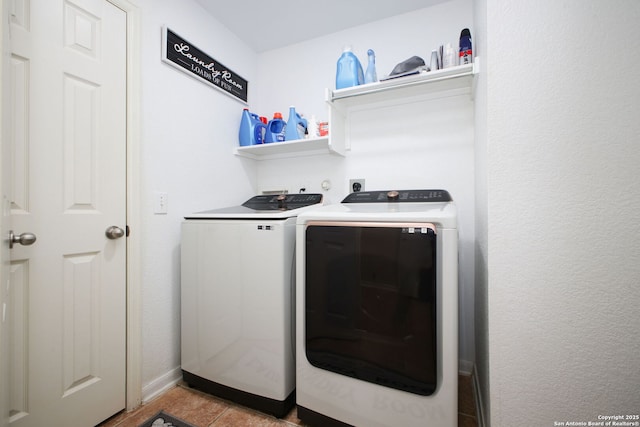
[5,0,127,426]
[1,2,15,427]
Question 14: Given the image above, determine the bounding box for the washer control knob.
[277,194,287,209]
[387,190,400,200]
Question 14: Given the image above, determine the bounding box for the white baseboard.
[141,367,182,404]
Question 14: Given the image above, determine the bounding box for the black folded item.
[381,56,427,80]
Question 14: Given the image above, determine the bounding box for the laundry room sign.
[162,27,248,103]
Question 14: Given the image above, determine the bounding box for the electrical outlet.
[349,179,365,193]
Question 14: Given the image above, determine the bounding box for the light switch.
[154,192,168,214]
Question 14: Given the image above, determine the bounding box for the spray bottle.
[364,49,378,84]
[459,28,473,65]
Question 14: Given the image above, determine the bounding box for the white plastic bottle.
[307,115,319,139]
[443,43,456,68]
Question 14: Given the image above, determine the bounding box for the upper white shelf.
[327,61,477,110]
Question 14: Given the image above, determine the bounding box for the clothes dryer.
[181,193,322,417]
[296,190,458,427]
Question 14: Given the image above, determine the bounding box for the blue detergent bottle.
[265,112,286,143]
[284,106,307,141]
[239,108,266,146]
[364,49,378,84]
[335,46,364,89]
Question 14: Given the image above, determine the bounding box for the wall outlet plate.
[153,191,168,214]
[349,179,365,193]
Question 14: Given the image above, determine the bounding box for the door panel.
[9,55,28,215]
[7,1,127,425]
[8,261,28,421]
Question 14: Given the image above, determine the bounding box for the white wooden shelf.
[234,136,343,160]
[328,62,476,110]
[326,60,478,151]
[234,60,478,160]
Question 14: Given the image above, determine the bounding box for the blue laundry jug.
[284,106,307,141]
[336,46,364,89]
[265,112,287,143]
[239,108,266,146]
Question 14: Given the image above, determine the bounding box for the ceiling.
[194,0,447,53]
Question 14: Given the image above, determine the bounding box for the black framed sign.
[161,26,248,103]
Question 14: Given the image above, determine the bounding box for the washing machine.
[181,193,323,417]
[295,189,458,427]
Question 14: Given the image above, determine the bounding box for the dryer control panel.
[242,193,323,210]
[342,189,452,203]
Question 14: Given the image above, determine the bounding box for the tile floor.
[99,374,478,427]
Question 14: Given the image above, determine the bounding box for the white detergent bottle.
[307,115,319,138]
